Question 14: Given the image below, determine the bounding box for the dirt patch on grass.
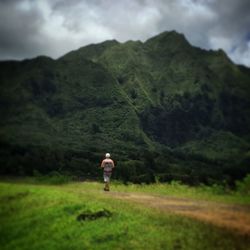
[107,191,250,236]
[77,209,112,221]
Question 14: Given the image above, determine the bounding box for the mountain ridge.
[0,30,250,184]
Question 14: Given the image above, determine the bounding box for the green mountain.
[1,30,250,184]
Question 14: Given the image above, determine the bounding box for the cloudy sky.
[0,0,250,66]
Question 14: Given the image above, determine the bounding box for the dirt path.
[106,191,250,236]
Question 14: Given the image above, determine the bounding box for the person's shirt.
[101,158,115,172]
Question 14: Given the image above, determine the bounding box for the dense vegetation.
[0,30,250,184]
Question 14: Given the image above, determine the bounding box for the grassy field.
[0,179,250,250]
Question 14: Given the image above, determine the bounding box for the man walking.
[100,153,115,191]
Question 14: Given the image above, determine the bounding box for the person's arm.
[100,160,105,168]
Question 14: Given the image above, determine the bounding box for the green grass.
[0,180,250,250]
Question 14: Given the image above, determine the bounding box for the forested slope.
[1,31,250,184]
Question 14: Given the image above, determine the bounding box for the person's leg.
[105,176,110,191]
[104,175,109,191]
[106,175,111,191]
[106,181,110,191]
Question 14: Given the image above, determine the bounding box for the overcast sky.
[0,0,250,66]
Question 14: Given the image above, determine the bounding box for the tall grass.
[32,170,73,185]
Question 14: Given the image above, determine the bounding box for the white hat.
[105,153,110,158]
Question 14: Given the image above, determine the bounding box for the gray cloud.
[0,0,250,66]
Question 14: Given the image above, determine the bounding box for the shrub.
[210,183,227,195]
[236,174,250,195]
[33,171,73,185]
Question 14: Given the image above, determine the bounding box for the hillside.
[0,31,250,183]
